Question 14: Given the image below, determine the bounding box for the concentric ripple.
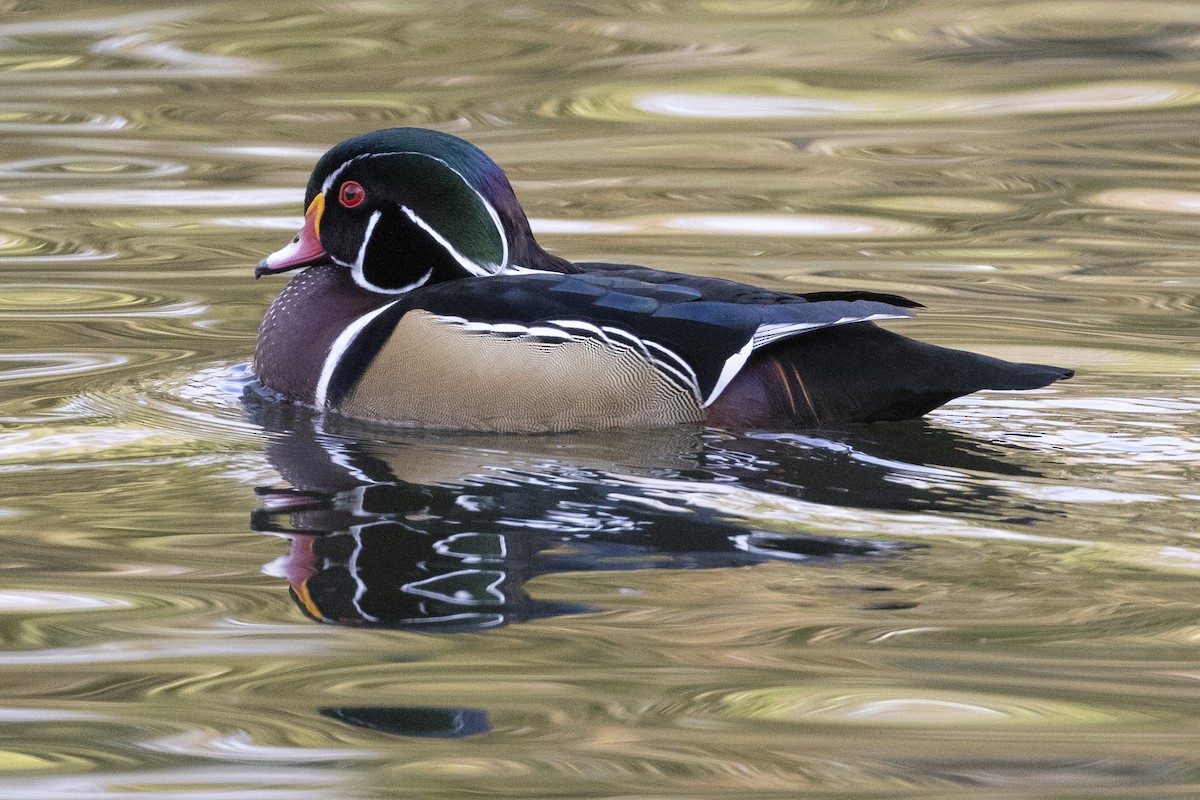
[0,156,186,179]
[704,687,1138,727]
[549,79,1200,122]
[0,285,204,319]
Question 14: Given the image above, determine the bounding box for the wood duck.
[254,128,1071,433]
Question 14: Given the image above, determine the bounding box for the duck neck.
[254,265,392,405]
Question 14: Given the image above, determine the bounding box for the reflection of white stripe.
[314,300,400,408]
[501,264,554,275]
[348,524,379,622]
[402,569,506,605]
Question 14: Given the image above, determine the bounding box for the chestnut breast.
[254,266,390,404]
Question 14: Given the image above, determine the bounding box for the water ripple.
[704,686,1139,726]
[0,353,128,384]
[0,108,128,133]
[0,285,204,319]
[0,591,131,612]
[38,188,298,208]
[552,79,1200,122]
[0,766,348,800]
[0,363,262,467]
[0,156,186,179]
[901,22,1200,66]
[0,229,110,262]
[1091,188,1200,214]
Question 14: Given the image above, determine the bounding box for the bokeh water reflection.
[0,1,1198,798]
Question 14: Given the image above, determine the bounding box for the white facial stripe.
[395,268,433,294]
[350,210,430,295]
[321,149,508,271]
[349,210,381,286]
[401,151,508,272]
[344,207,432,294]
[401,205,493,277]
[314,299,401,409]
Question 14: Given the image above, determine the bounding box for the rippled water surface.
[1,1,1198,797]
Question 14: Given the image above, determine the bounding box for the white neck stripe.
[314,300,401,409]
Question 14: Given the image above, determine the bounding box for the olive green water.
[1,1,1198,798]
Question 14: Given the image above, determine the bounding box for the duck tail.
[707,323,1072,429]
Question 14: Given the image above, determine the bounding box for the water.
[1,1,1198,797]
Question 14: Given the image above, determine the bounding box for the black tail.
[708,323,1072,429]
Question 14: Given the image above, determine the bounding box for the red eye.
[339,180,365,208]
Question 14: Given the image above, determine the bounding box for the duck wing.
[574,261,924,309]
[349,269,915,408]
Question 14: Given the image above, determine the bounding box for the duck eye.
[338,181,365,208]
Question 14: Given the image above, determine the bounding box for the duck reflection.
[247,390,1038,633]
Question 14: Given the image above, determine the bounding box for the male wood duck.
[255,128,1072,433]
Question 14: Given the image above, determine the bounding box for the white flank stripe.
[524,326,572,340]
[703,339,754,407]
[547,319,609,340]
[348,526,379,622]
[600,325,651,357]
[643,340,699,389]
[431,313,703,401]
[751,311,910,349]
[314,300,401,408]
[429,315,573,342]
[649,356,701,400]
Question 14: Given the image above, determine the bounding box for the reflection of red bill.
[256,194,327,277]
[281,535,322,620]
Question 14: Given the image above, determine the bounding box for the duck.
[254,127,1072,433]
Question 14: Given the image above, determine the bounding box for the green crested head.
[258,128,572,292]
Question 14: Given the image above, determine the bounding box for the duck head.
[257,128,572,292]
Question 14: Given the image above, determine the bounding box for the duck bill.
[256,194,328,277]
